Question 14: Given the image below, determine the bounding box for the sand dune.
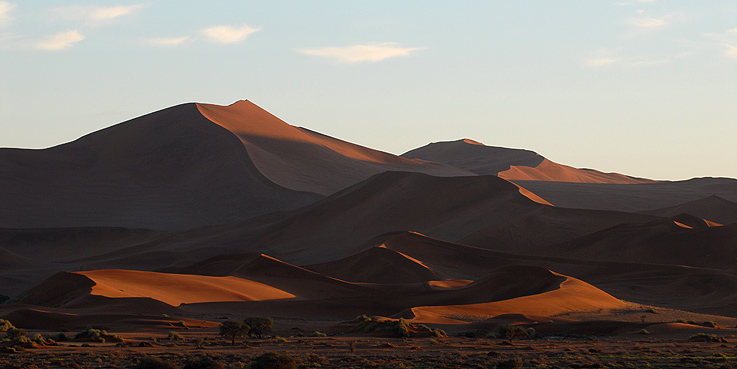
[0,103,321,230]
[544,216,737,269]
[405,272,626,324]
[15,269,295,308]
[402,139,652,184]
[458,206,660,253]
[306,246,449,284]
[641,195,737,225]
[198,101,474,195]
[514,177,737,212]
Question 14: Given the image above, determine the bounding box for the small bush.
[431,328,446,337]
[395,318,410,338]
[135,356,176,369]
[51,332,68,342]
[73,326,124,343]
[167,331,183,341]
[688,333,727,343]
[638,329,650,335]
[496,357,523,369]
[250,352,301,369]
[524,327,537,338]
[310,331,327,337]
[0,319,13,332]
[183,357,224,369]
[275,336,288,343]
[6,327,27,339]
[499,325,528,343]
[645,308,657,314]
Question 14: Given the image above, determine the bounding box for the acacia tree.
[244,317,273,339]
[219,320,249,346]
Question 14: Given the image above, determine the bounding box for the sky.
[1,1,736,181]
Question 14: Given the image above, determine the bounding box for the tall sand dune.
[198,101,474,195]
[0,103,321,230]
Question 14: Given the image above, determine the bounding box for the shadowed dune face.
[0,103,321,230]
[197,101,475,195]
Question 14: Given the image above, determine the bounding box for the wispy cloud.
[694,28,737,60]
[584,49,673,68]
[625,12,669,29]
[201,25,260,44]
[53,4,147,22]
[146,36,189,47]
[0,1,16,26]
[299,42,426,63]
[726,44,737,58]
[36,30,84,51]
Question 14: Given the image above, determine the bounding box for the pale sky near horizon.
[1,1,736,181]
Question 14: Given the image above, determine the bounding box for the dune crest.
[197,101,473,195]
[77,269,295,306]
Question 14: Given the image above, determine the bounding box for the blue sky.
[1,1,736,180]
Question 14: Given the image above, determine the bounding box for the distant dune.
[402,139,652,184]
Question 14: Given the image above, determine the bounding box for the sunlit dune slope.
[198,101,474,195]
[161,253,375,300]
[402,139,652,184]
[0,103,321,230]
[404,271,626,324]
[15,269,294,307]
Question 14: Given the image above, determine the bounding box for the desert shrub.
[135,356,176,369]
[496,357,523,369]
[219,320,249,346]
[275,336,288,343]
[524,327,537,338]
[0,319,13,332]
[704,321,718,328]
[638,329,650,335]
[167,331,183,341]
[499,325,528,343]
[395,318,410,338]
[350,315,369,324]
[51,332,68,342]
[432,328,446,337]
[310,331,327,337]
[73,326,124,343]
[6,327,27,339]
[250,352,301,369]
[645,308,657,314]
[244,317,273,339]
[31,333,51,345]
[191,337,205,349]
[688,333,727,343]
[183,357,224,369]
[0,294,10,304]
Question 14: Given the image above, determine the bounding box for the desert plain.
[1,100,737,368]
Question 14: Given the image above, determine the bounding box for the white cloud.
[53,4,147,22]
[728,28,737,35]
[299,42,426,63]
[146,36,189,46]
[625,14,668,29]
[91,4,147,20]
[36,30,84,51]
[726,44,737,58]
[201,25,260,44]
[585,57,618,67]
[0,1,16,26]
